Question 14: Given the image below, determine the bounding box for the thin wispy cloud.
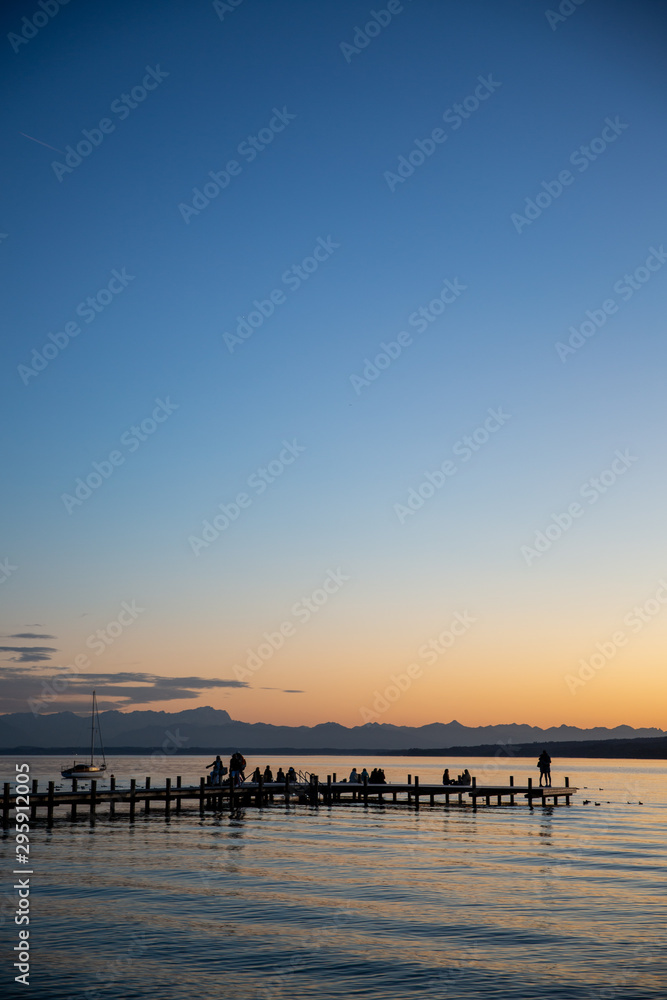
[0,645,58,663]
[7,633,56,639]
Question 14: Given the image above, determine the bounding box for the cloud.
[7,633,56,640]
[0,645,58,663]
[0,667,248,712]
[259,687,305,694]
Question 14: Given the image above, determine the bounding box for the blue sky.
[2,0,667,727]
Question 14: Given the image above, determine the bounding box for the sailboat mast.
[90,691,96,765]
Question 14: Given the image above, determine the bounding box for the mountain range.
[0,706,663,750]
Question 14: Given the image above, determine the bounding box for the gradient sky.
[2,0,667,729]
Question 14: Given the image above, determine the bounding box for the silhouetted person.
[276,767,286,782]
[207,755,224,785]
[263,765,273,782]
[442,769,451,785]
[230,751,246,787]
[287,766,297,782]
[251,766,261,783]
[360,767,370,783]
[538,750,552,787]
[349,768,359,783]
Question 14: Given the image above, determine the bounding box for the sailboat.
[61,691,107,779]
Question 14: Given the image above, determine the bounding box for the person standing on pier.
[207,755,225,785]
[230,751,246,787]
[538,750,552,787]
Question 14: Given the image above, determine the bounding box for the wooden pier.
[2,773,576,827]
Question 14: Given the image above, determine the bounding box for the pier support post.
[2,782,9,829]
[199,777,205,815]
[565,776,571,805]
[47,781,55,827]
[327,775,332,805]
[130,779,136,822]
[175,776,182,814]
[89,780,97,824]
[144,777,151,814]
[284,778,290,805]
[510,775,515,805]
[528,776,533,810]
[31,780,38,822]
[229,778,235,811]
[71,778,78,821]
[414,775,420,810]
[165,778,171,819]
[363,775,368,806]
[109,775,116,817]
[257,776,264,808]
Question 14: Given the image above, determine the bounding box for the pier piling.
[47,781,54,827]
[89,780,97,823]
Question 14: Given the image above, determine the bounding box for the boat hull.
[61,766,107,779]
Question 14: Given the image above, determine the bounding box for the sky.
[2,0,667,730]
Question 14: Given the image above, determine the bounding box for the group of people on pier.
[207,755,303,787]
[442,768,471,786]
[250,765,298,784]
[347,767,386,784]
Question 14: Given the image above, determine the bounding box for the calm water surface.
[1,755,665,999]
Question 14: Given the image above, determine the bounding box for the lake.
[1,755,666,999]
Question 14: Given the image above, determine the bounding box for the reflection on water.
[1,756,666,999]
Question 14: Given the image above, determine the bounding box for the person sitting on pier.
[207,755,224,785]
[263,765,274,782]
[538,750,552,787]
[360,767,370,783]
[251,766,262,783]
[456,769,471,785]
[370,768,380,783]
[378,768,386,784]
[442,768,451,785]
[349,768,359,783]
[287,766,297,782]
[276,767,286,782]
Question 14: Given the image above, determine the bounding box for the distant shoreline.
[1,735,666,759]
